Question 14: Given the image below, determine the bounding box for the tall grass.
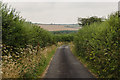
[2,44,58,78]
[74,12,120,78]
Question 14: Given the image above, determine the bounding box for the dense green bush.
[54,33,74,42]
[74,12,120,78]
[1,2,55,56]
[1,2,74,56]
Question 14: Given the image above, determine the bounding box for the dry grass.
[2,43,63,78]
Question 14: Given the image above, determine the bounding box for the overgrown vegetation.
[74,12,120,78]
[2,44,59,78]
[1,2,72,78]
[54,33,74,42]
[1,2,58,78]
[2,2,55,56]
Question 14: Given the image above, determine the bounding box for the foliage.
[74,12,120,78]
[54,33,74,42]
[1,2,73,78]
[2,44,57,78]
[1,2,56,56]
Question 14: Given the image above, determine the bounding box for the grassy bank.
[2,42,63,78]
[73,13,120,78]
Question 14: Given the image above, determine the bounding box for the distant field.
[38,24,81,31]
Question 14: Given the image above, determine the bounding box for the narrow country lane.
[45,45,95,78]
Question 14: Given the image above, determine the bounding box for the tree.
[78,16,103,26]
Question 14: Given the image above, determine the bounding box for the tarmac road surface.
[45,45,95,78]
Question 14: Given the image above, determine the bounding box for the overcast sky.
[2,0,119,24]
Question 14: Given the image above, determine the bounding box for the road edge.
[69,43,98,78]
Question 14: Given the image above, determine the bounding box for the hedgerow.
[1,2,58,78]
[1,2,55,56]
[54,33,74,42]
[74,12,120,78]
